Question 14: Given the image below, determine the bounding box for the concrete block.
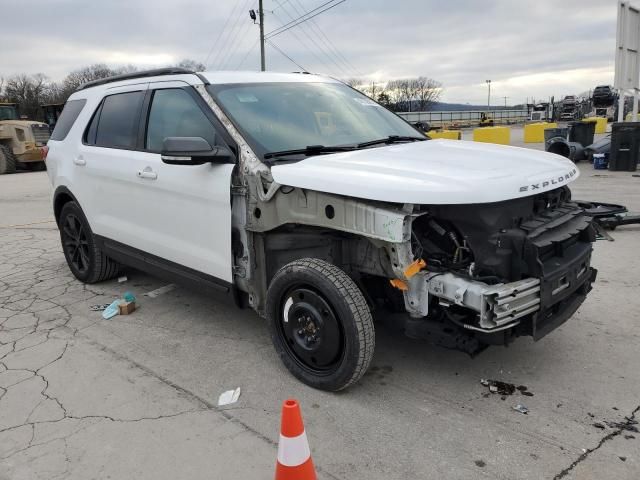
[524,122,558,143]
[473,126,510,145]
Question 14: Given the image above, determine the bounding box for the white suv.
[47,68,597,390]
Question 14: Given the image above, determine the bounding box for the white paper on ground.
[118,276,128,283]
[218,387,241,406]
[144,284,176,298]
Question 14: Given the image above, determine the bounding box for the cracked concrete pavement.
[1,168,639,479]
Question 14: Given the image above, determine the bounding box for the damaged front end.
[388,186,597,353]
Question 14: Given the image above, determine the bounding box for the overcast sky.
[1,0,619,105]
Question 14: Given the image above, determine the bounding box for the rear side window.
[146,89,217,152]
[50,99,87,141]
[86,91,144,149]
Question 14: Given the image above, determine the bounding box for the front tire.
[59,201,120,283]
[266,258,375,391]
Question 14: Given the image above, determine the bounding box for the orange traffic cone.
[275,399,317,480]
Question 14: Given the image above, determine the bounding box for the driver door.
[127,82,235,283]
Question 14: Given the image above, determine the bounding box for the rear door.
[75,83,149,242]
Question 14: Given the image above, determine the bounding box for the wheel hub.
[280,288,343,372]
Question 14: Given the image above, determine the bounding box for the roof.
[200,70,338,85]
[73,68,339,95]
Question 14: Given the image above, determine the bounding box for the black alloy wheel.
[58,201,120,283]
[61,213,91,275]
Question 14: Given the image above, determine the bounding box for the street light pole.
[486,80,491,108]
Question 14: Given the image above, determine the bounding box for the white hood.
[270,139,580,204]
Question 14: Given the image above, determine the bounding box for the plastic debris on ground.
[218,387,241,406]
[101,292,137,319]
[90,304,112,312]
[144,284,176,298]
[512,404,529,415]
[102,300,122,320]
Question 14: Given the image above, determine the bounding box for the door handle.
[73,156,86,166]
[137,167,158,180]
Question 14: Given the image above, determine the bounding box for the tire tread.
[0,145,17,175]
[268,258,375,391]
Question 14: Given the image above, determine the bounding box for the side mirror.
[161,137,233,165]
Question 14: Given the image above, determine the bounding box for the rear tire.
[59,201,120,283]
[266,258,375,391]
[0,145,16,175]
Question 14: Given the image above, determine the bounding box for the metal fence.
[396,109,530,127]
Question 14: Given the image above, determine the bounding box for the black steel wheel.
[278,287,345,374]
[266,258,375,391]
[59,201,120,283]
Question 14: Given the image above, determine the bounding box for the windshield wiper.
[263,144,356,161]
[356,135,426,148]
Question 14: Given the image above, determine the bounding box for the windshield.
[208,82,421,158]
[0,106,18,121]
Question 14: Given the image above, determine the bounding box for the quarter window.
[87,91,144,149]
[50,99,87,141]
[146,89,217,152]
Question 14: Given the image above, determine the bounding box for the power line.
[219,0,252,69]
[220,15,255,69]
[210,0,254,69]
[272,0,292,11]
[265,0,346,39]
[271,8,346,75]
[266,39,307,71]
[267,0,339,37]
[236,37,260,69]
[289,0,361,76]
[203,0,244,67]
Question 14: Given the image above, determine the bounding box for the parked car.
[46,68,597,390]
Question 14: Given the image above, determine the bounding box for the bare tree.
[386,79,410,111]
[383,77,442,112]
[362,81,381,101]
[344,78,364,92]
[175,59,207,71]
[413,76,442,111]
[61,64,114,95]
[3,73,55,119]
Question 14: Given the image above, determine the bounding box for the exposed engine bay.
[389,186,597,353]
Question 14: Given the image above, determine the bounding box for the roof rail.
[76,67,195,91]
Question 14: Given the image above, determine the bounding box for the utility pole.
[486,80,491,108]
[259,0,266,71]
[503,96,508,108]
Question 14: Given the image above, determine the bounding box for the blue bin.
[593,153,608,170]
